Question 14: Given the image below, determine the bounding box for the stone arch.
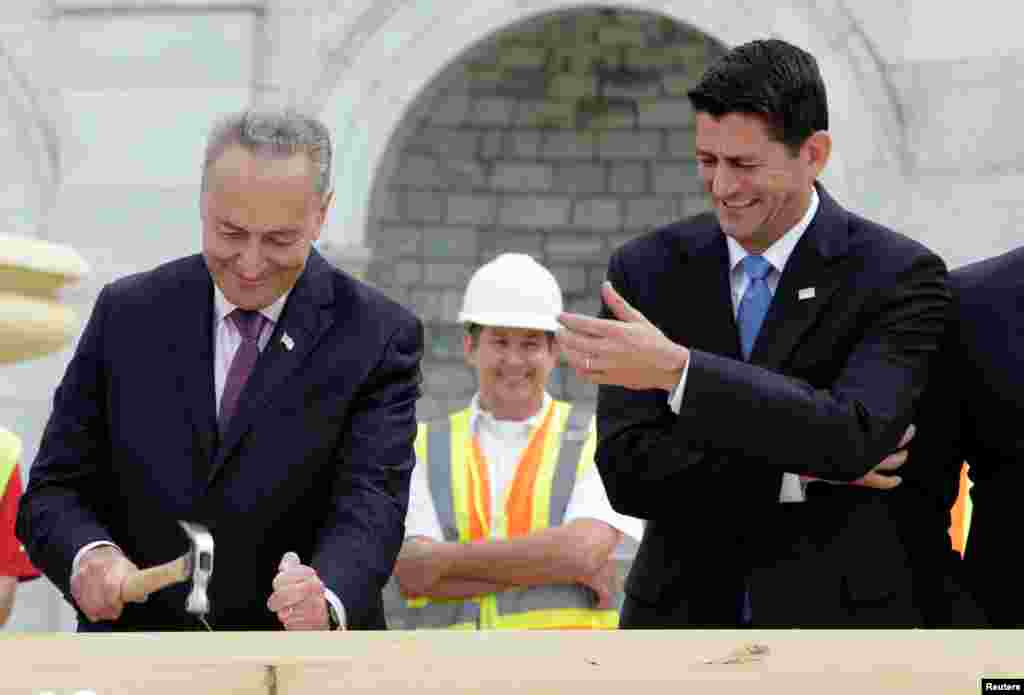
[308,0,905,262]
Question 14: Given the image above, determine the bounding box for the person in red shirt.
[1,428,40,627]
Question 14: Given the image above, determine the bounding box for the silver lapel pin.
[281,332,295,351]
[798,287,816,301]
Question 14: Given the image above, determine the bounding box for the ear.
[463,333,477,368]
[313,191,334,237]
[803,131,832,178]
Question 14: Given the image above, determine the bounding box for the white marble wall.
[2,0,1024,631]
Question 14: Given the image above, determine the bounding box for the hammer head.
[178,520,214,617]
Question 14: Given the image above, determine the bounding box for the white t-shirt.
[404,394,644,549]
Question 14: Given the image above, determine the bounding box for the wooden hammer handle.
[121,555,189,604]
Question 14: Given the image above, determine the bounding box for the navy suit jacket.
[906,246,1024,627]
[596,184,950,627]
[17,250,423,630]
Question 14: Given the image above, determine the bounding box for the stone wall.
[365,8,721,419]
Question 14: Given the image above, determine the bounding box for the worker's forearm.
[403,577,508,600]
[440,520,620,588]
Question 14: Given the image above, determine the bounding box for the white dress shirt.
[405,393,644,549]
[74,284,347,627]
[668,188,820,502]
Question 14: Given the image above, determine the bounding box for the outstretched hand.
[557,282,689,391]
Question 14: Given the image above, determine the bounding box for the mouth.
[720,199,758,210]
[235,274,266,288]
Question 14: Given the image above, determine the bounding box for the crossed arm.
[393,518,623,607]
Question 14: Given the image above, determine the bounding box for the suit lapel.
[209,251,336,484]
[176,257,218,475]
[749,185,849,370]
[680,225,743,360]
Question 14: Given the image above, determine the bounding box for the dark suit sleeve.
[16,285,118,597]
[311,315,423,629]
[596,246,950,519]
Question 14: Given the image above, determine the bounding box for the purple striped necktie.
[218,309,267,431]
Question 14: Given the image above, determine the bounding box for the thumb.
[602,281,646,324]
[279,551,301,571]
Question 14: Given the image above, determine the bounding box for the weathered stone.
[546,232,606,260]
[422,226,479,258]
[547,73,596,100]
[471,97,516,126]
[430,94,471,126]
[518,100,576,129]
[373,189,402,222]
[481,229,545,256]
[550,264,588,295]
[394,261,422,286]
[403,190,444,223]
[479,131,504,159]
[497,43,547,70]
[636,99,694,128]
[666,130,696,157]
[499,196,571,227]
[505,131,542,158]
[437,159,488,188]
[597,25,648,47]
[553,162,606,193]
[572,198,622,230]
[423,262,475,287]
[447,194,497,225]
[653,162,702,195]
[542,131,597,159]
[491,162,554,191]
[372,225,421,258]
[391,155,439,188]
[598,131,662,158]
[409,289,442,322]
[625,197,679,228]
[609,162,648,193]
[663,72,698,96]
[424,362,476,397]
[408,127,479,160]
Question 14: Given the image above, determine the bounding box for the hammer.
[120,521,214,618]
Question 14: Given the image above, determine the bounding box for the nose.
[235,238,267,278]
[711,164,738,199]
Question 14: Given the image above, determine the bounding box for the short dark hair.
[687,39,828,153]
[463,323,555,349]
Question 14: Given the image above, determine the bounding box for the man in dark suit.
[557,39,949,627]
[16,111,423,631]
[901,247,1024,627]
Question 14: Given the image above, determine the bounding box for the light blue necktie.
[737,255,773,360]
[736,254,773,624]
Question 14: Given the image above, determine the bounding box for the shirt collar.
[213,283,291,326]
[726,187,820,276]
[469,392,552,434]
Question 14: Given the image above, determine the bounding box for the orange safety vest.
[395,400,618,630]
[949,463,973,557]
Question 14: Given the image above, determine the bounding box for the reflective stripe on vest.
[398,401,617,630]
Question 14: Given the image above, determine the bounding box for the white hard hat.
[458,253,563,332]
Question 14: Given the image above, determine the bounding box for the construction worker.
[391,253,642,629]
[1,427,40,627]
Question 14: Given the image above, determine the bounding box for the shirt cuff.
[324,588,347,630]
[71,541,122,580]
[666,355,692,414]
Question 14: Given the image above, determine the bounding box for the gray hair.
[202,110,333,200]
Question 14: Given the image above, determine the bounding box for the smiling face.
[694,112,830,254]
[201,144,331,310]
[465,326,557,421]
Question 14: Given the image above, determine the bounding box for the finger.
[875,449,908,472]
[280,551,301,571]
[557,312,621,341]
[897,423,916,449]
[272,564,318,591]
[601,282,648,324]
[268,576,324,612]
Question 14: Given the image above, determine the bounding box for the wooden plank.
[2,630,1020,694]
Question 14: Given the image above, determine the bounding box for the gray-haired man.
[18,110,424,631]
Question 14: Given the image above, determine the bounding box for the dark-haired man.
[558,39,950,627]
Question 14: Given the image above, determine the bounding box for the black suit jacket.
[17,250,423,630]
[596,184,950,627]
[906,246,1024,627]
